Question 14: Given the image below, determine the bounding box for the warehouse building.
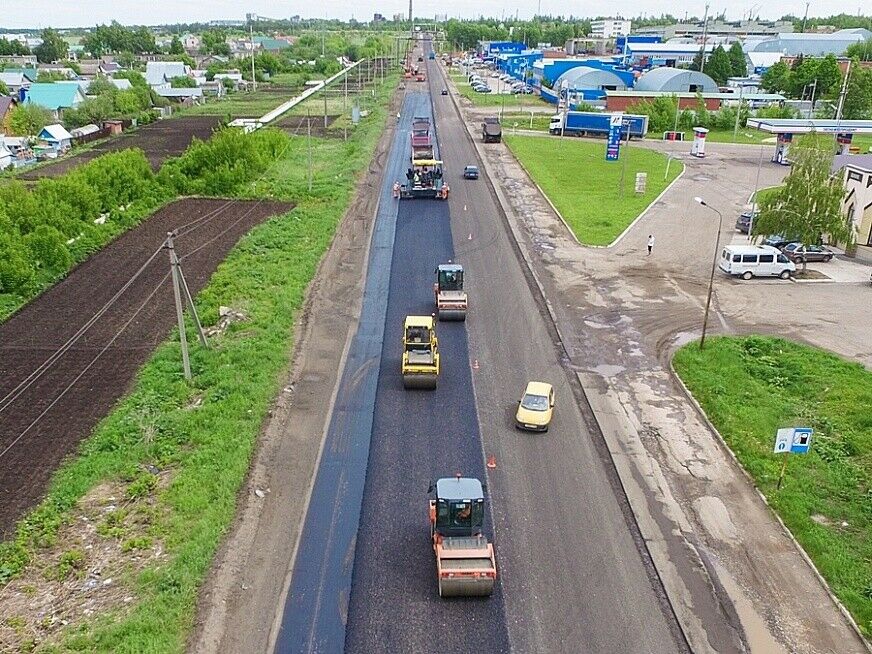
[634,67,718,94]
[746,28,872,57]
[623,42,716,67]
[542,66,628,102]
[636,20,793,40]
[590,19,631,39]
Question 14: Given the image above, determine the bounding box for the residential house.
[0,140,12,169]
[145,61,191,89]
[0,54,38,66]
[0,96,18,135]
[0,72,31,94]
[253,35,295,52]
[835,155,872,262]
[77,61,102,77]
[38,123,74,151]
[35,64,77,79]
[24,83,86,119]
[182,34,201,51]
[154,87,204,103]
[196,54,229,68]
[101,62,122,75]
[108,78,133,91]
[2,68,39,82]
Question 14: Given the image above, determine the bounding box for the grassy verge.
[673,336,871,637]
[0,73,398,652]
[177,90,295,118]
[504,134,683,245]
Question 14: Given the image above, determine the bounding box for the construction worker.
[393,181,400,199]
[396,112,401,123]
[455,504,471,524]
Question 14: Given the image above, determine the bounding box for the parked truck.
[548,112,648,139]
[482,117,502,143]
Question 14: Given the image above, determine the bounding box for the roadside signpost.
[773,427,813,489]
[606,113,622,161]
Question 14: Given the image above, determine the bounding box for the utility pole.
[699,3,710,74]
[806,79,817,119]
[835,59,851,123]
[324,79,328,129]
[166,233,208,380]
[306,109,313,192]
[250,20,257,92]
[733,84,744,140]
[801,2,810,33]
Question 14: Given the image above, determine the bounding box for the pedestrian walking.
[647,234,655,255]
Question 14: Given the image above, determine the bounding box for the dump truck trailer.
[482,117,502,143]
[430,476,497,597]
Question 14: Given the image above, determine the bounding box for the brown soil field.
[18,116,222,180]
[0,197,293,535]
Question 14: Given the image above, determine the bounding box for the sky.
[2,0,864,29]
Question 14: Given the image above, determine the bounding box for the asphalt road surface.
[274,41,692,654]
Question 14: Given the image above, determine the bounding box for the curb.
[668,359,872,653]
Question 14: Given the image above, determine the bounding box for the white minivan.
[719,245,795,280]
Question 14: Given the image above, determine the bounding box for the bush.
[25,225,72,272]
[755,104,799,120]
[158,127,289,196]
[0,231,35,294]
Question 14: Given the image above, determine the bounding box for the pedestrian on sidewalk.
[647,234,655,255]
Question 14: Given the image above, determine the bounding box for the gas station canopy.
[746,118,872,164]
[747,118,872,134]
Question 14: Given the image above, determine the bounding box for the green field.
[177,90,294,118]
[504,134,683,245]
[0,74,398,653]
[673,336,872,638]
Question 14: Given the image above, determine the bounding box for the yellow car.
[515,381,554,432]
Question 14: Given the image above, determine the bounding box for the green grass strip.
[673,336,872,637]
[0,74,397,653]
[504,134,683,246]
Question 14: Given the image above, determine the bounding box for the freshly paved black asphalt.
[276,90,508,653]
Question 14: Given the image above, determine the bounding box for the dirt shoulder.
[188,90,401,654]
[451,79,870,653]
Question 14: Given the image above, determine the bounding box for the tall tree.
[761,61,793,94]
[753,133,853,270]
[845,40,872,62]
[705,46,733,86]
[813,54,842,97]
[728,41,747,77]
[8,103,53,136]
[33,28,68,63]
[690,47,705,72]
[169,35,184,55]
[840,62,872,119]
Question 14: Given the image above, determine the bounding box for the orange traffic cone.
[486,455,496,469]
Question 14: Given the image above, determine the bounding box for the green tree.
[840,62,872,119]
[0,79,8,95]
[169,75,197,88]
[87,78,117,96]
[845,40,872,62]
[36,71,69,82]
[753,133,853,270]
[813,54,842,97]
[790,56,820,98]
[628,95,680,133]
[169,35,184,55]
[705,46,733,86]
[8,103,53,135]
[0,231,34,294]
[0,36,31,56]
[761,61,793,94]
[690,47,705,72]
[200,29,230,56]
[34,28,69,63]
[728,41,747,77]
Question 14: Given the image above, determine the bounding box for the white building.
[590,19,631,40]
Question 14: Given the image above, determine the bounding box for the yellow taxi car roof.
[524,381,552,396]
[404,315,434,328]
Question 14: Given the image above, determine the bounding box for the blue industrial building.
[479,41,527,57]
[615,34,661,54]
[494,51,543,78]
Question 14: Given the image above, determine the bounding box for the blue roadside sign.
[606,114,622,161]
[790,427,813,454]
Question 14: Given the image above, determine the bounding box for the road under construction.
[269,38,713,654]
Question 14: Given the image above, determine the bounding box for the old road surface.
[273,40,697,654]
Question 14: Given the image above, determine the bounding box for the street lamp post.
[693,197,724,350]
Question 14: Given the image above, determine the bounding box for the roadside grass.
[504,134,683,245]
[752,185,781,205]
[0,74,397,652]
[673,336,872,638]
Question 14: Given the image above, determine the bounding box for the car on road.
[441,88,448,95]
[762,234,797,250]
[463,165,479,179]
[735,211,757,234]
[781,242,835,262]
[515,381,555,432]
